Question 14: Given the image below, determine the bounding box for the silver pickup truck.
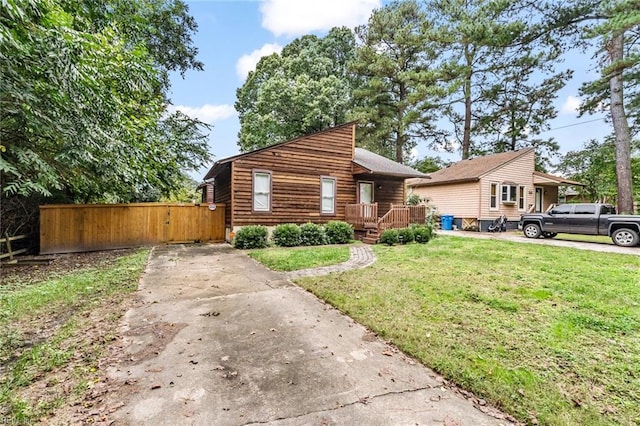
[518,203,640,247]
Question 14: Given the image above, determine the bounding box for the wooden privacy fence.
[40,203,226,254]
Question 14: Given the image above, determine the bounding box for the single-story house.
[200,122,428,240]
[406,148,583,231]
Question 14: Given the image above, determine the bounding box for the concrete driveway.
[438,230,640,255]
[107,244,513,425]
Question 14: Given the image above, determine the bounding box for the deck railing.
[378,206,410,231]
[345,203,378,230]
[345,203,428,232]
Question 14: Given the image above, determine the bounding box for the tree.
[556,138,640,205]
[577,0,640,214]
[235,27,358,152]
[427,0,570,161]
[410,155,448,173]
[351,0,450,163]
[0,0,209,202]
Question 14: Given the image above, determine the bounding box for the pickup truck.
[518,203,640,247]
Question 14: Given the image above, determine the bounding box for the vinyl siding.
[410,181,480,217]
[479,150,535,220]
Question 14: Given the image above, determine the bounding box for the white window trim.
[252,170,272,213]
[321,176,336,215]
[501,184,517,204]
[489,182,499,211]
[518,185,526,211]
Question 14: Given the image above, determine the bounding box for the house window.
[490,182,498,210]
[518,186,526,210]
[321,176,336,214]
[252,170,271,212]
[501,184,517,204]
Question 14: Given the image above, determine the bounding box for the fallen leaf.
[443,415,461,426]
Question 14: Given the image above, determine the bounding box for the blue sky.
[168,0,609,181]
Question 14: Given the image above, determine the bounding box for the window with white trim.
[501,184,517,204]
[518,186,526,210]
[253,171,271,212]
[490,182,498,210]
[321,176,336,214]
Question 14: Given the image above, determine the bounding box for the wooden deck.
[345,203,428,243]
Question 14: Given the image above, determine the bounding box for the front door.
[359,181,374,204]
[535,188,543,212]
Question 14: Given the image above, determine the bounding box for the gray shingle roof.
[353,148,428,178]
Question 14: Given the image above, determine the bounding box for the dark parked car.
[518,203,640,247]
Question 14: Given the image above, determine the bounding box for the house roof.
[353,148,428,178]
[533,171,584,187]
[407,148,534,188]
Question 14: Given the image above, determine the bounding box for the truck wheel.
[523,223,541,239]
[542,232,557,239]
[611,228,640,247]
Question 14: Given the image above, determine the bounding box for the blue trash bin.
[441,215,454,230]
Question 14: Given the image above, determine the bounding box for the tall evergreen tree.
[427,0,570,162]
[351,0,450,163]
[576,0,640,214]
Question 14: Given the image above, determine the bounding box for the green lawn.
[553,233,614,244]
[0,249,149,423]
[247,245,350,271]
[289,237,640,425]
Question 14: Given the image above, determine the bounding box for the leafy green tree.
[410,155,447,173]
[235,27,358,152]
[427,0,570,161]
[0,0,209,202]
[351,0,450,163]
[556,138,640,205]
[576,0,640,214]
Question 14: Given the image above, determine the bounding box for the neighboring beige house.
[406,148,582,231]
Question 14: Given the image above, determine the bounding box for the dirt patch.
[0,249,147,425]
[1,249,138,289]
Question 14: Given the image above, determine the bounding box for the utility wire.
[542,117,606,133]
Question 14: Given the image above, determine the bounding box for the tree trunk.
[462,45,473,160]
[607,33,634,214]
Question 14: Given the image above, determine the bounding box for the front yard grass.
[247,245,350,271]
[293,237,640,425]
[553,233,613,244]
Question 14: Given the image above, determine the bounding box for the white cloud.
[236,43,283,80]
[560,95,581,115]
[261,0,380,37]
[169,104,236,123]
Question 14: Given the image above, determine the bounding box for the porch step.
[362,231,380,245]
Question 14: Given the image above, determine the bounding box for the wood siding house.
[201,123,427,240]
[406,148,582,231]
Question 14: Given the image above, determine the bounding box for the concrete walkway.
[284,245,376,279]
[106,244,514,425]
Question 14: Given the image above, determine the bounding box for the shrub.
[379,229,399,246]
[406,193,422,206]
[412,224,433,243]
[325,221,353,244]
[397,227,415,244]
[272,223,302,247]
[234,225,268,249]
[299,222,327,246]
